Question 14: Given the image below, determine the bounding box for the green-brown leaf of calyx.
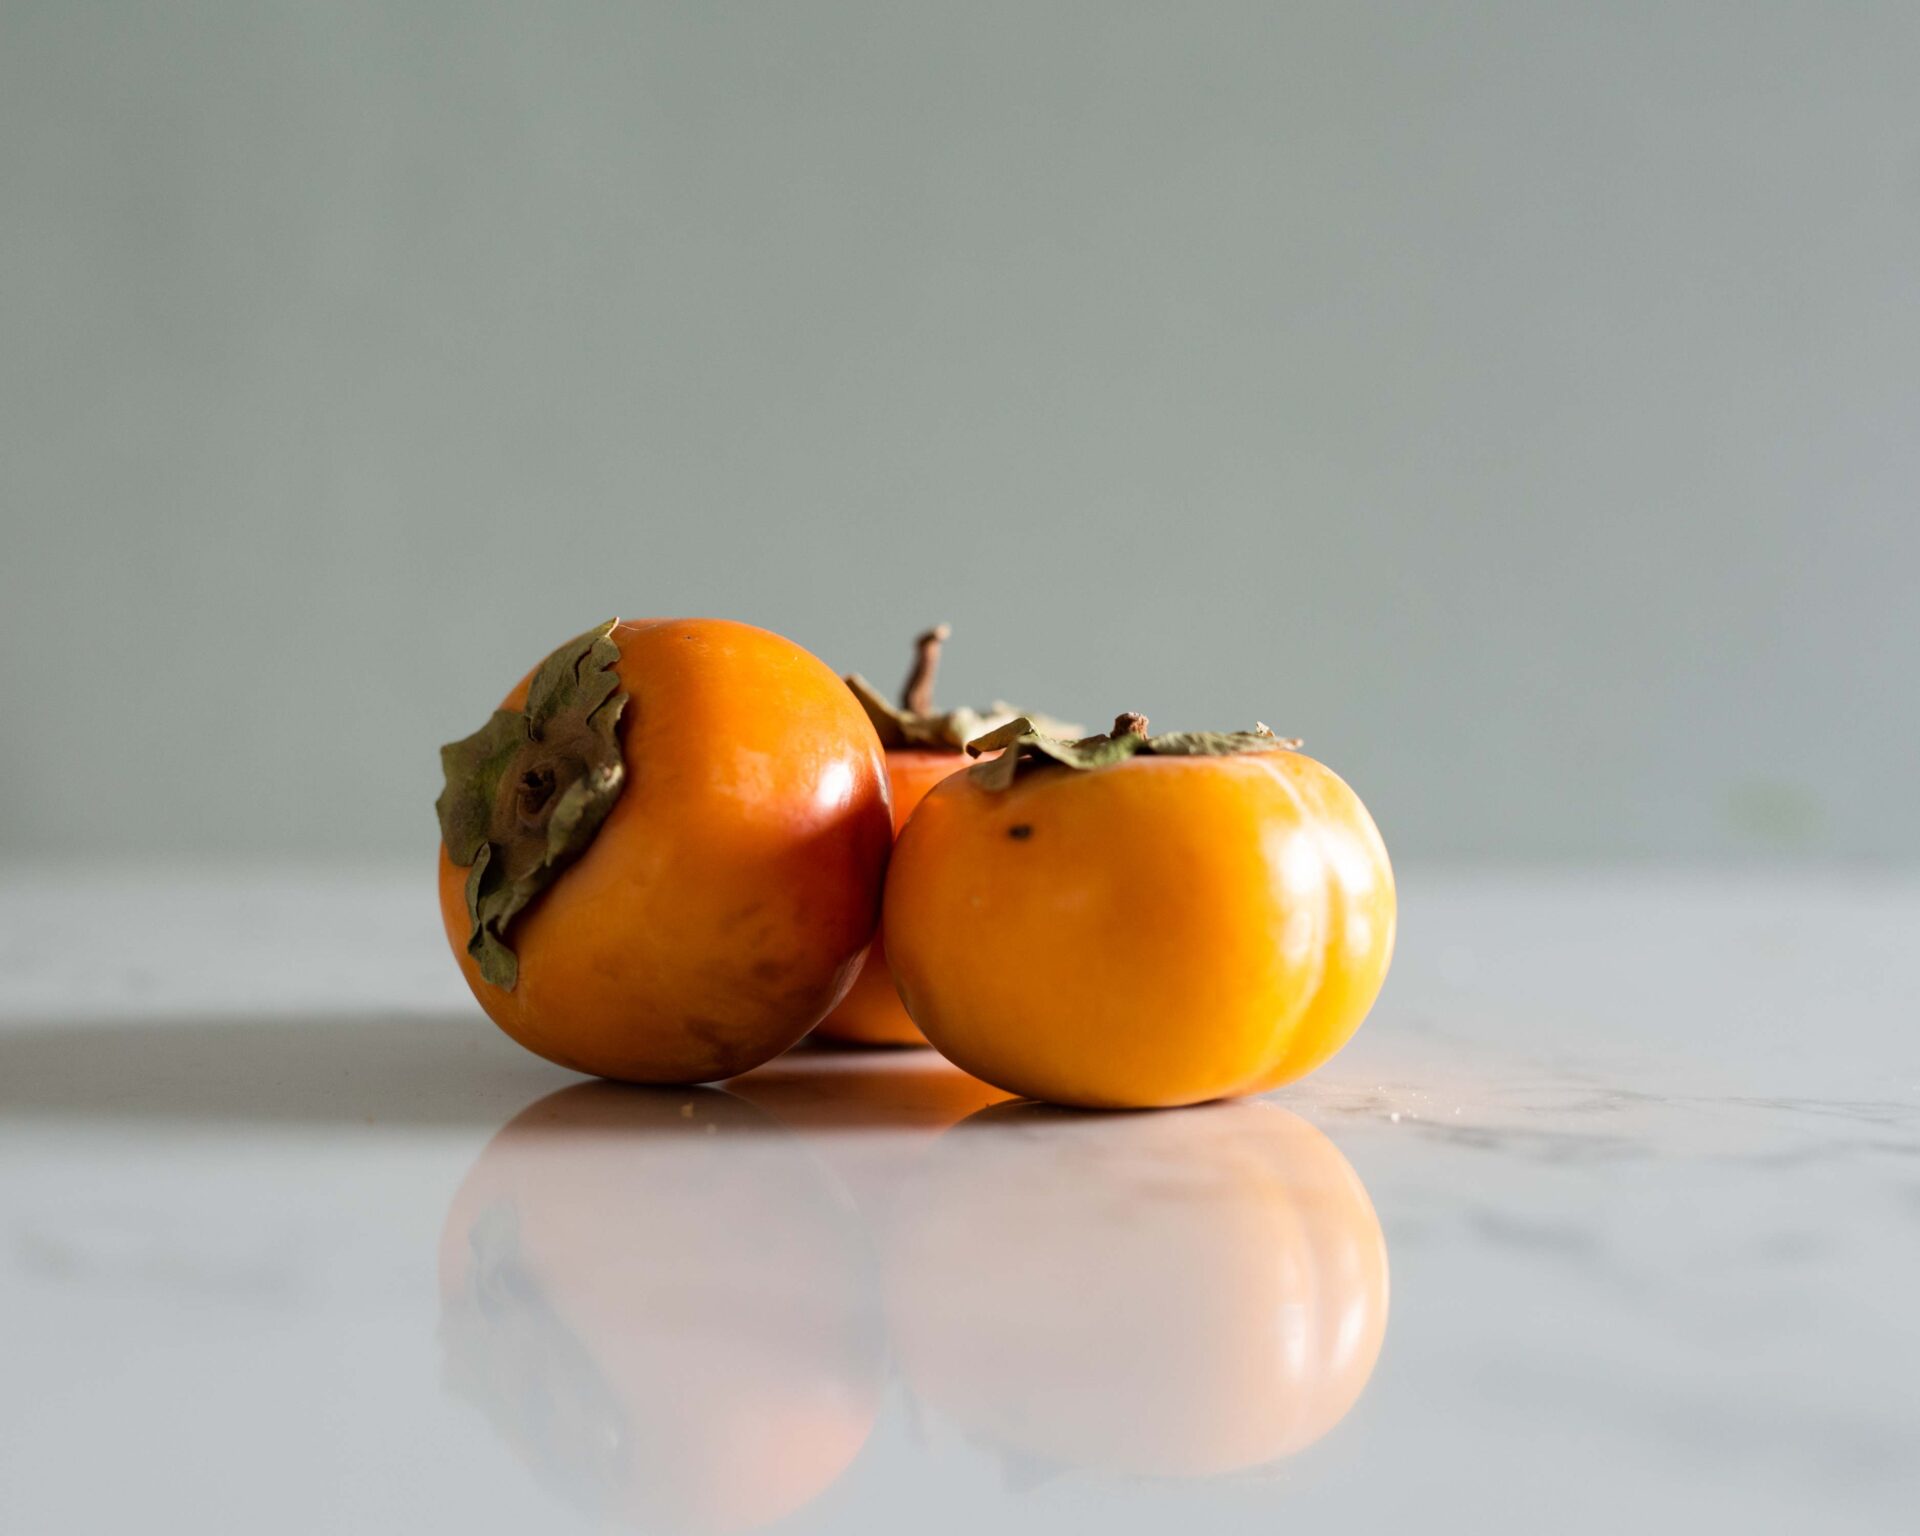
[435,620,628,990]
[844,624,1079,752]
[965,713,1300,790]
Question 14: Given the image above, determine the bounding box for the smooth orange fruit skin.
[884,1099,1389,1476]
[883,751,1395,1108]
[437,619,893,1084]
[812,748,969,1047]
[439,1083,883,1532]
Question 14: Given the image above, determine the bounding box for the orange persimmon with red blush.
[435,619,892,1083]
[813,627,1074,1047]
[884,713,1395,1108]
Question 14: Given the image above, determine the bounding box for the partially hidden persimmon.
[439,1083,883,1533]
[812,626,1074,1048]
[884,1098,1389,1477]
[435,618,892,1084]
[884,714,1395,1108]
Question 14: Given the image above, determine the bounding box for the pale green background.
[3,2,1913,863]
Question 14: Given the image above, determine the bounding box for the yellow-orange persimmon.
[884,1099,1389,1476]
[815,627,1072,1048]
[435,618,892,1083]
[884,715,1394,1108]
[440,1083,883,1532]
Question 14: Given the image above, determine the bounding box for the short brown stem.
[901,624,952,716]
[1112,712,1149,739]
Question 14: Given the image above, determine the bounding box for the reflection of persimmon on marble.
[730,1049,1011,1213]
[884,1099,1388,1478]
[438,1083,883,1534]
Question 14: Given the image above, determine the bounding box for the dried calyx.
[966,712,1301,791]
[846,625,1079,752]
[435,620,629,990]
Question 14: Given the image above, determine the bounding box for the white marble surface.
[2,868,1916,1535]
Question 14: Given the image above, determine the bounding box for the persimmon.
[439,1083,883,1532]
[813,626,1073,1047]
[884,1099,1389,1477]
[435,618,892,1083]
[884,714,1395,1108]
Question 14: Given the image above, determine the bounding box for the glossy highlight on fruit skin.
[812,748,965,1046]
[883,747,1395,1108]
[884,1099,1389,1476]
[436,618,893,1084]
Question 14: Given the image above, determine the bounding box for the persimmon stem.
[902,624,951,716]
[515,765,558,826]
[1112,712,1149,739]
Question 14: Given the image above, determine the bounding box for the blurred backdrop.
[3,2,1913,864]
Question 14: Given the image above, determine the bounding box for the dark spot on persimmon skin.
[681,1018,737,1058]
[1008,824,1033,840]
[751,959,788,983]
[681,1019,769,1078]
